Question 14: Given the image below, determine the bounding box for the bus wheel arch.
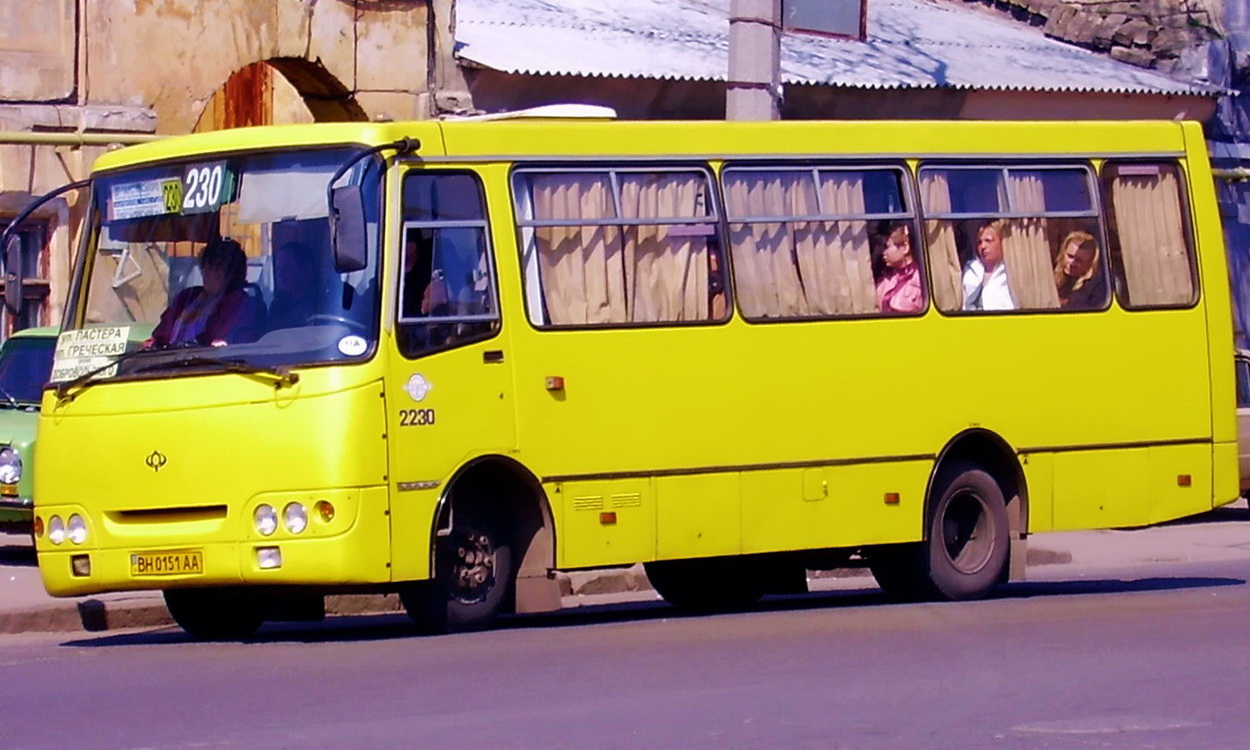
[868,429,1026,601]
[402,456,558,633]
[933,429,1028,557]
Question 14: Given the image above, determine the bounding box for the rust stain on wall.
[223,62,271,129]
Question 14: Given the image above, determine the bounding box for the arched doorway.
[193,58,367,133]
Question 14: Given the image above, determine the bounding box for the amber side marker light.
[315,500,335,523]
[884,492,901,505]
[599,511,617,525]
[32,515,43,538]
[1177,474,1192,487]
[545,376,565,391]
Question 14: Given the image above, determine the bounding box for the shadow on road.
[0,543,35,567]
[58,571,1246,649]
[1144,502,1250,528]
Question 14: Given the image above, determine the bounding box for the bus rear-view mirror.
[330,184,367,274]
[4,234,22,316]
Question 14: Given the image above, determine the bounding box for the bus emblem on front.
[145,450,167,472]
[404,374,433,402]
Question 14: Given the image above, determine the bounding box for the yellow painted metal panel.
[740,461,929,554]
[655,473,740,560]
[1146,443,1213,523]
[1052,448,1150,530]
[553,479,654,569]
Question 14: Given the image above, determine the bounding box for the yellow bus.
[33,112,1238,639]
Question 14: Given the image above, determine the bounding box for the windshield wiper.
[0,386,19,408]
[53,347,153,402]
[133,356,300,388]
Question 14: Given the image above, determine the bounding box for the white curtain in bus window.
[522,169,717,326]
[1106,164,1194,307]
[724,169,876,318]
[618,173,710,322]
[806,174,874,315]
[723,171,806,318]
[919,172,963,312]
[528,173,625,325]
[1003,172,1061,310]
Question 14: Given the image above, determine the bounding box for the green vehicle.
[0,326,57,534]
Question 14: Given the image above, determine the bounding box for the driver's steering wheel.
[306,314,368,333]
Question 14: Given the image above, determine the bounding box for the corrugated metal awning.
[456,0,1224,97]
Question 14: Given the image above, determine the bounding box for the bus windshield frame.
[58,145,385,383]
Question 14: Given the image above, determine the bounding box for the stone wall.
[961,0,1224,74]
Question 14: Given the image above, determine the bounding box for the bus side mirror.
[329,185,367,274]
[4,234,22,316]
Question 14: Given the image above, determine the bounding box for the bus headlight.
[253,504,277,536]
[67,514,87,545]
[282,503,308,534]
[47,515,66,545]
[0,447,22,485]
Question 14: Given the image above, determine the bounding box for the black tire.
[644,557,767,613]
[400,504,512,634]
[869,461,1009,602]
[163,588,268,641]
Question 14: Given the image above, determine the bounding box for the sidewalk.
[3,499,1247,635]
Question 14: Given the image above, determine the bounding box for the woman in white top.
[962,220,1015,311]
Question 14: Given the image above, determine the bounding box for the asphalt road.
[2,555,1248,750]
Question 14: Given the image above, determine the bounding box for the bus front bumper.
[37,487,395,597]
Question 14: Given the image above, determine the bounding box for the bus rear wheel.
[869,461,1009,602]
[401,505,512,634]
[163,588,268,641]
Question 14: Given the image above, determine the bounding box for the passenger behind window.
[401,232,445,318]
[873,221,923,314]
[267,241,319,330]
[146,238,266,348]
[962,219,1015,311]
[1053,230,1106,310]
[708,245,727,319]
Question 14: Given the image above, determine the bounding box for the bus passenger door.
[385,170,516,582]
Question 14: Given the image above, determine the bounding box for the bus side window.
[1101,161,1197,309]
[921,165,1100,313]
[397,172,499,358]
[513,167,723,327]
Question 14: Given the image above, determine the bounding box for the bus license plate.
[130,550,204,577]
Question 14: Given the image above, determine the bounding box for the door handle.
[483,350,505,364]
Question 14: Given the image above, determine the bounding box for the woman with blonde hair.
[962,219,1014,311]
[1053,230,1106,309]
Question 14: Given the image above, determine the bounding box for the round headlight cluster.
[45,514,87,545]
[0,447,22,485]
[254,505,278,536]
[253,503,312,536]
[283,503,308,534]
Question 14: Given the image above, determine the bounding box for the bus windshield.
[64,147,382,377]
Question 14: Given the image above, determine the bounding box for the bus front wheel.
[163,588,268,641]
[401,505,513,634]
[869,461,1009,602]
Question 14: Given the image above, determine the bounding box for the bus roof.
[91,117,1198,174]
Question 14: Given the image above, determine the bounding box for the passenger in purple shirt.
[147,238,265,348]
